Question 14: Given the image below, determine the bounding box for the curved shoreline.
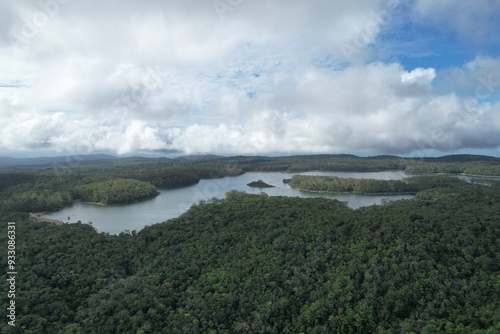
[79,193,160,206]
[290,187,417,196]
[29,212,64,225]
[459,173,500,178]
[405,171,500,178]
[38,170,500,222]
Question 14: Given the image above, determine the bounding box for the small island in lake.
[74,179,159,205]
[247,180,275,188]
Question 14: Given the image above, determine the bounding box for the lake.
[43,171,413,234]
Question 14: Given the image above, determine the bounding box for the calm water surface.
[43,171,413,234]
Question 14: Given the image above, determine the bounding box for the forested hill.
[209,154,500,175]
[1,153,499,176]
[1,181,499,333]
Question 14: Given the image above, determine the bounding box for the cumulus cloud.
[440,57,500,102]
[411,0,500,45]
[0,0,499,156]
[401,67,436,85]
[162,62,499,155]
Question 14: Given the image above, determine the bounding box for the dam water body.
[42,171,416,234]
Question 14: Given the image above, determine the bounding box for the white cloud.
[411,0,500,44]
[401,67,436,85]
[440,57,500,101]
[0,0,498,156]
[158,62,499,155]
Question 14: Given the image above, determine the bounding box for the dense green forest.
[0,154,499,217]
[73,179,159,205]
[1,177,499,333]
[2,154,500,177]
[220,154,500,175]
[0,163,242,215]
[1,190,73,214]
[0,154,499,332]
[288,175,464,194]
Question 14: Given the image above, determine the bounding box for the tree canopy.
[288,175,464,194]
[1,177,499,333]
[73,179,159,205]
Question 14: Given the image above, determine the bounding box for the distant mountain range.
[0,154,227,166]
[0,153,497,167]
[421,154,500,162]
[0,154,117,166]
[172,154,224,161]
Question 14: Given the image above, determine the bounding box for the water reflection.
[42,171,414,234]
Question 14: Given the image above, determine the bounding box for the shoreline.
[290,187,417,196]
[405,171,500,178]
[460,173,500,178]
[35,170,500,222]
[37,196,160,222]
[79,192,160,206]
[29,212,65,225]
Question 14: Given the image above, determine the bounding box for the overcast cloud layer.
[1,0,499,156]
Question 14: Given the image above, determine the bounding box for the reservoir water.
[43,171,413,234]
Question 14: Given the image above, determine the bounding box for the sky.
[1,0,500,157]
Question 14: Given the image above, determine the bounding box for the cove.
[42,171,413,234]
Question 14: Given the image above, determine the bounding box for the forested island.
[73,179,159,205]
[247,179,275,188]
[288,175,464,194]
[0,154,499,333]
[1,153,499,217]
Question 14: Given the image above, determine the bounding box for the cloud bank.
[0,0,499,156]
